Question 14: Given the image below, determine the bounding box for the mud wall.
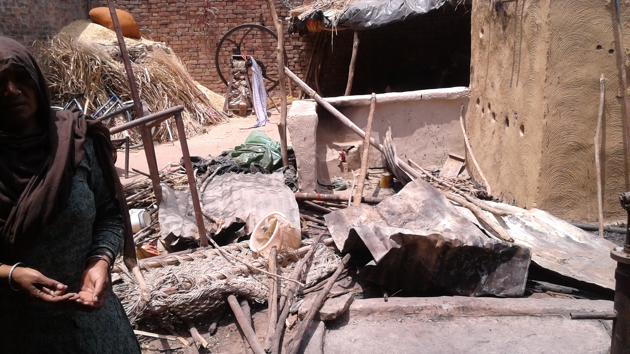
[468,0,629,222]
[315,89,468,185]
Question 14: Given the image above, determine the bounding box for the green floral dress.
[0,140,140,354]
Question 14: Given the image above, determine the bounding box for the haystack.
[36,20,225,143]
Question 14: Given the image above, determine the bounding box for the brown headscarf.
[0,36,135,265]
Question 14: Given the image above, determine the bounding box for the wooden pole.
[344,31,360,96]
[611,0,630,189]
[227,295,266,354]
[353,93,376,206]
[107,1,162,202]
[595,74,606,238]
[286,254,351,354]
[265,0,289,167]
[459,105,492,195]
[264,247,279,352]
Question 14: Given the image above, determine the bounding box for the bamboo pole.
[353,93,376,206]
[227,295,265,354]
[459,105,492,195]
[611,0,630,189]
[595,74,606,238]
[265,0,289,167]
[344,31,360,96]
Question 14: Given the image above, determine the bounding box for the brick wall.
[0,0,89,45]
[88,0,314,95]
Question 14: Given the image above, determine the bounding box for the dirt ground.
[115,112,287,183]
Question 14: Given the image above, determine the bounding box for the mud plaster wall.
[316,97,467,185]
[469,0,629,222]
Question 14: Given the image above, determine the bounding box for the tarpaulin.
[340,0,448,29]
[296,0,448,30]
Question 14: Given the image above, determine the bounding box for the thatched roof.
[289,0,449,32]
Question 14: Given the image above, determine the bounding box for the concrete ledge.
[347,296,614,320]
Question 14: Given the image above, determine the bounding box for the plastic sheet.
[340,0,447,29]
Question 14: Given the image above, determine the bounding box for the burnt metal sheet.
[324,180,531,297]
[159,172,300,242]
[459,202,617,290]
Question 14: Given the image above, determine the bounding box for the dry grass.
[36,35,225,143]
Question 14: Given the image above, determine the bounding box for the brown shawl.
[0,36,135,265]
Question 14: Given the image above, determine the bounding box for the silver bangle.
[8,262,23,292]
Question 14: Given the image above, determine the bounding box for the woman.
[0,37,140,353]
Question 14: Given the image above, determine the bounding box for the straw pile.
[36,21,226,143]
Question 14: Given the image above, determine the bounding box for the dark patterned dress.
[0,140,140,354]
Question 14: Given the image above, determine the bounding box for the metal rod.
[174,112,208,247]
[94,104,133,123]
[109,105,184,134]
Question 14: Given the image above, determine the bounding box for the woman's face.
[0,65,39,133]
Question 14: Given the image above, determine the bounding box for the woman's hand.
[75,258,109,309]
[10,267,75,302]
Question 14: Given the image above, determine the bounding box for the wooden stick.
[407,159,509,216]
[286,254,351,354]
[344,31,360,96]
[133,330,190,347]
[227,295,266,354]
[264,247,279,351]
[353,93,377,206]
[265,0,289,167]
[610,0,630,189]
[595,74,606,238]
[271,234,325,354]
[301,214,326,226]
[459,105,492,195]
[240,299,254,354]
[302,200,333,214]
[447,193,514,242]
[188,324,209,349]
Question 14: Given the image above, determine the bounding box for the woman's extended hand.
[10,267,75,302]
[75,258,109,309]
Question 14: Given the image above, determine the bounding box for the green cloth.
[229,131,282,172]
[0,139,140,354]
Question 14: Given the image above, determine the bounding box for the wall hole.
[596,44,603,50]
[487,102,492,110]
[492,112,497,120]
[609,48,615,54]
[519,124,525,136]
[476,97,480,105]
[482,107,485,113]
[504,117,510,128]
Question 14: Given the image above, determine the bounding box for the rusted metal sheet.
[324,180,531,297]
